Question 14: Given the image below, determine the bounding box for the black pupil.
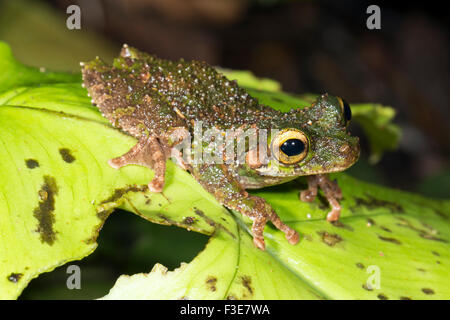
[280,139,305,157]
[342,99,352,121]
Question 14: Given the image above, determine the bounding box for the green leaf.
[0,42,80,93]
[0,42,448,300]
[103,174,450,300]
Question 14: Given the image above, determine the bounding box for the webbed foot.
[109,135,167,192]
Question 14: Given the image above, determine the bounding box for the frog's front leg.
[192,164,299,250]
[300,174,343,221]
[109,135,167,192]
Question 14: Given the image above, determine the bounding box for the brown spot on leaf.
[59,148,76,163]
[25,159,39,169]
[377,293,389,300]
[194,207,236,239]
[431,251,440,256]
[241,275,253,295]
[396,217,447,243]
[158,214,178,225]
[7,273,23,283]
[317,231,342,246]
[356,263,365,269]
[378,235,402,245]
[422,288,435,295]
[183,216,196,225]
[206,276,217,292]
[362,283,373,291]
[379,226,392,233]
[400,296,412,300]
[99,185,145,205]
[33,175,58,245]
[353,195,404,214]
[331,221,354,231]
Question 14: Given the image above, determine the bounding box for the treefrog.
[81,44,360,250]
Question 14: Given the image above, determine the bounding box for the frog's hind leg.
[109,135,167,192]
[300,174,343,222]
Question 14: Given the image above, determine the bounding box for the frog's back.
[81,45,280,138]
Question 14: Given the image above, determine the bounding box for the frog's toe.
[108,157,125,169]
[286,229,300,245]
[326,207,341,222]
[253,236,266,251]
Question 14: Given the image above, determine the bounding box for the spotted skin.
[81,45,360,250]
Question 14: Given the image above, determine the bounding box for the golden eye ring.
[337,97,352,123]
[271,129,309,165]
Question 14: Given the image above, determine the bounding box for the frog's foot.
[300,174,343,222]
[241,196,299,250]
[108,135,167,192]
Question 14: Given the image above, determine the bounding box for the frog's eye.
[337,97,352,124]
[271,129,309,165]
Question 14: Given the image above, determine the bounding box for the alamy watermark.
[366,5,381,30]
[66,5,81,30]
[66,264,81,289]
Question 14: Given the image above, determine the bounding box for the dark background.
[0,0,447,299]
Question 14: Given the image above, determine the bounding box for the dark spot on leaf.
[400,296,412,300]
[206,276,217,292]
[194,207,236,239]
[158,214,178,225]
[422,288,435,295]
[378,235,402,245]
[145,198,151,205]
[227,295,237,300]
[241,275,253,295]
[379,226,392,233]
[377,293,389,300]
[59,148,76,163]
[7,273,23,283]
[96,209,112,222]
[25,159,39,169]
[419,233,447,243]
[317,231,342,246]
[356,263,365,269]
[183,216,196,225]
[353,195,404,214]
[331,221,354,231]
[417,268,426,272]
[99,185,146,205]
[396,217,448,243]
[436,260,441,264]
[271,97,284,103]
[431,251,440,257]
[367,218,376,226]
[33,175,58,245]
[432,209,448,220]
[362,283,373,291]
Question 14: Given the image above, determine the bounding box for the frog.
[81,44,360,250]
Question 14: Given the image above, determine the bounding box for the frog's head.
[250,94,360,180]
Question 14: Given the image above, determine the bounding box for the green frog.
[81,44,360,250]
